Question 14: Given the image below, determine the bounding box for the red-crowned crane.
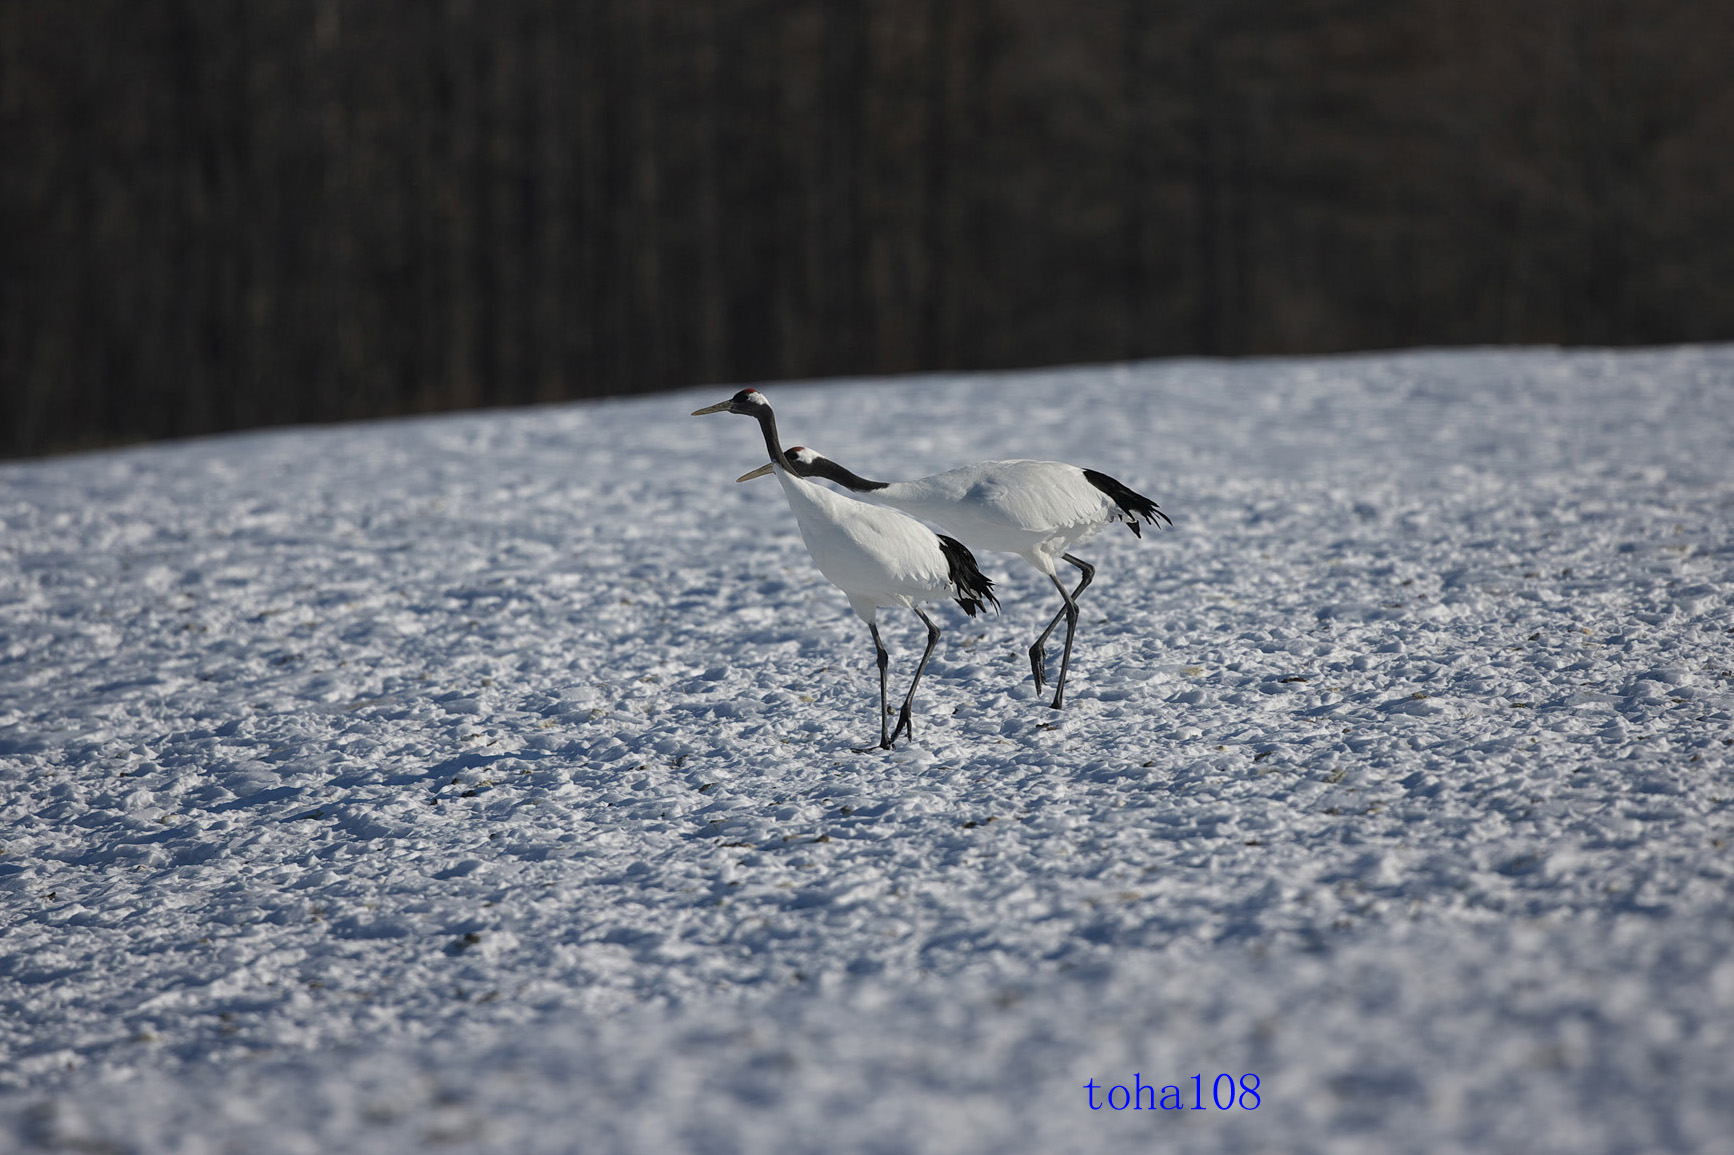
[693,389,997,750]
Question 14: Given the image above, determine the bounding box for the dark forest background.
[5,0,1733,458]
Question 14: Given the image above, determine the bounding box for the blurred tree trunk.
[4,0,1733,457]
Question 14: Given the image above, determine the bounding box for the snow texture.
[1,346,1732,1154]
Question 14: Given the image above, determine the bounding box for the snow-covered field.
[1,346,1731,1154]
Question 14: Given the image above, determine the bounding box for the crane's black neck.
[749,405,796,475]
[792,453,889,493]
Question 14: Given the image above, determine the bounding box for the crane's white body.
[769,464,965,625]
[854,460,1120,575]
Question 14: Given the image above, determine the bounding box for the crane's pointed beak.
[735,462,776,483]
[691,399,733,416]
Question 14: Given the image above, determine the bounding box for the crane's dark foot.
[1028,643,1048,692]
[851,737,895,754]
[1049,690,1065,710]
[890,709,915,745]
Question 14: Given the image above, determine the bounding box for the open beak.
[735,462,776,483]
[691,399,733,416]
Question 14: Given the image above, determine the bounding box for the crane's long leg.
[890,607,942,745]
[1027,554,1094,706]
[868,621,892,750]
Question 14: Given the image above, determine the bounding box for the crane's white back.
[771,466,964,621]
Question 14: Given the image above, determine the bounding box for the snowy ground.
[1,346,1731,1153]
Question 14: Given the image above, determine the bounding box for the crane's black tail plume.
[936,534,999,617]
[1083,469,1173,538]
